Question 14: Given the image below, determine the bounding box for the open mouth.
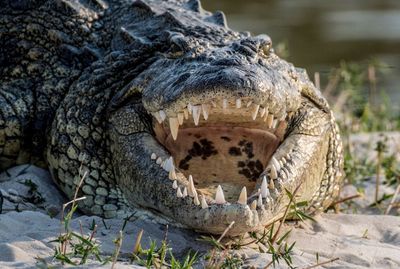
[149,98,292,210]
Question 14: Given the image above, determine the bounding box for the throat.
[158,126,280,201]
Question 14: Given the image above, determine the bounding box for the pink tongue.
[163,126,279,202]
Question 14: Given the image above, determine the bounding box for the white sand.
[0,210,398,268]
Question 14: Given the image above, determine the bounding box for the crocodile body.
[0,0,343,235]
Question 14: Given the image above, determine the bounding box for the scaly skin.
[0,0,343,235]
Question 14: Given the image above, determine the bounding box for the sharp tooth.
[187,103,193,114]
[192,105,201,125]
[177,113,184,125]
[269,179,275,189]
[272,119,278,128]
[280,168,288,181]
[259,107,266,117]
[222,99,228,109]
[215,185,226,204]
[270,165,278,179]
[237,186,247,205]
[246,101,253,107]
[201,104,210,120]
[182,187,188,197]
[252,104,260,120]
[210,100,217,108]
[261,176,270,198]
[257,194,263,207]
[264,112,269,122]
[169,169,177,180]
[159,110,166,122]
[183,109,189,119]
[267,114,274,128]
[172,180,178,189]
[271,157,281,171]
[151,153,157,160]
[188,175,196,197]
[156,157,162,165]
[250,200,257,210]
[201,195,208,208]
[169,117,179,140]
[163,156,174,172]
[193,192,200,205]
[177,187,183,198]
[152,112,163,124]
[236,98,242,108]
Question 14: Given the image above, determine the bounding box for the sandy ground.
[0,132,399,268]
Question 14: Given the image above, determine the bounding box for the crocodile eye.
[261,43,272,56]
[257,34,272,56]
[169,33,190,54]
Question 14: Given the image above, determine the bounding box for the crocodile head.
[108,0,343,235]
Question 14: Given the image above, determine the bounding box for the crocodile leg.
[0,81,34,170]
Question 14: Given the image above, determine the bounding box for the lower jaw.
[113,131,287,235]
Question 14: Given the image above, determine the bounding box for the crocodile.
[0,0,343,235]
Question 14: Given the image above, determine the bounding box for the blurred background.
[202,0,400,119]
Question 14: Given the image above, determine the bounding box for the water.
[202,0,400,105]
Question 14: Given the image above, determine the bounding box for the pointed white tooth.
[270,165,278,180]
[177,187,183,198]
[246,101,253,108]
[172,180,178,189]
[215,185,226,204]
[164,157,174,172]
[236,98,242,108]
[267,114,274,128]
[169,169,177,180]
[193,192,200,205]
[263,112,269,122]
[151,153,157,160]
[201,104,210,120]
[188,175,196,197]
[152,112,163,124]
[201,195,208,209]
[279,160,284,167]
[192,105,201,125]
[187,103,193,114]
[252,104,260,120]
[183,109,189,119]
[269,179,275,189]
[237,187,247,205]
[159,110,166,122]
[210,100,217,108]
[261,176,270,198]
[169,117,179,140]
[182,187,188,197]
[250,200,257,210]
[271,157,281,171]
[272,119,278,128]
[177,113,184,125]
[222,99,228,109]
[259,107,266,117]
[257,194,263,207]
[280,168,288,181]
[156,157,162,165]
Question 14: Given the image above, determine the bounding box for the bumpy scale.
[0,0,343,235]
